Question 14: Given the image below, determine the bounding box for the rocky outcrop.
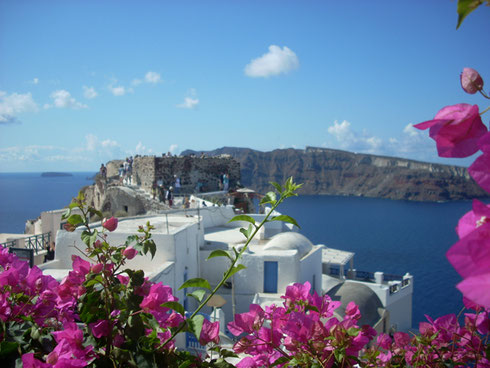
[182,146,489,202]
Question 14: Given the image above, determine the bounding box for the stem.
[479,106,490,115]
[157,189,293,350]
[479,89,490,100]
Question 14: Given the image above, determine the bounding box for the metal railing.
[384,273,403,282]
[355,270,375,281]
[25,232,51,254]
[1,240,16,248]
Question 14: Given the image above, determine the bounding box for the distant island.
[41,172,73,177]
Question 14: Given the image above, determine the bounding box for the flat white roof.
[322,248,354,266]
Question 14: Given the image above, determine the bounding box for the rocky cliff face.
[182,146,489,202]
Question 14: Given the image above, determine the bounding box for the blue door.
[264,261,278,293]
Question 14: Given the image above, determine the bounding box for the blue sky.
[0,0,489,172]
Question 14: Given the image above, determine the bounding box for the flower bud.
[63,223,76,232]
[102,217,118,232]
[461,67,484,94]
[123,246,138,260]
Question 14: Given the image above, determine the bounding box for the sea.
[0,172,475,329]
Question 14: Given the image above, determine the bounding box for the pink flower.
[447,223,490,308]
[122,246,138,260]
[456,199,490,239]
[460,67,484,94]
[102,217,118,232]
[228,304,265,336]
[447,223,490,279]
[91,263,103,273]
[199,318,220,345]
[414,104,487,158]
[469,152,490,193]
[90,319,111,338]
[22,353,51,368]
[457,273,490,309]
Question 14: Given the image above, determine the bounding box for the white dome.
[263,232,313,258]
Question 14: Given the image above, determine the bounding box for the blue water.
[0,173,474,328]
[280,195,473,329]
[0,172,95,233]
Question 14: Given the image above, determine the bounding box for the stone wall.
[128,155,240,193]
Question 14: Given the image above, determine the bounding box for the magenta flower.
[90,319,111,338]
[460,67,484,94]
[414,104,487,158]
[91,263,103,274]
[199,318,220,345]
[468,152,490,193]
[228,304,265,336]
[456,199,490,239]
[457,273,490,308]
[102,217,118,232]
[22,353,51,368]
[122,246,138,260]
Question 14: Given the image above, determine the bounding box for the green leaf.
[188,289,207,303]
[260,191,277,205]
[457,0,484,29]
[67,214,84,226]
[88,207,103,220]
[178,278,211,291]
[225,264,246,280]
[178,361,193,368]
[228,215,256,225]
[0,341,18,356]
[207,249,232,261]
[270,215,300,228]
[347,327,360,337]
[61,208,71,220]
[84,275,104,288]
[270,181,283,194]
[125,234,139,247]
[305,304,319,313]
[142,239,156,259]
[239,224,253,239]
[187,314,205,340]
[81,229,98,246]
[162,301,185,316]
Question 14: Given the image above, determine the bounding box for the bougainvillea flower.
[227,304,265,336]
[22,353,51,368]
[457,273,490,309]
[90,319,111,338]
[102,217,118,232]
[447,222,490,279]
[414,104,487,157]
[460,67,484,94]
[456,199,490,239]
[199,318,220,345]
[469,152,490,193]
[123,246,138,260]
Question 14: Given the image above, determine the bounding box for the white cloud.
[177,97,199,109]
[83,86,98,99]
[131,78,142,86]
[134,141,153,155]
[169,144,178,154]
[109,86,127,96]
[0,91,38,124]
[145,71,161,84]
[48,89,87,109]
[32,78,39,85]
[245,45,299,78]
[327,120,385,154]
[101,139,118,148]
[403,123,419,137]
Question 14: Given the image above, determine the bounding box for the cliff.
[181,146,489,202]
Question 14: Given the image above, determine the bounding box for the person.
[174,175,181,194]
[118,164,124,184]
[166,186,174,207]
[223,173,229,191]
[183,196,190,209]
[219,172,224,191]
[151,179,158,200]
[44,241,55,262]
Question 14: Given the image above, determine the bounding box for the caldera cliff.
[182,146,488,202]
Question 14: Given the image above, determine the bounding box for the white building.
[38,196,413,344]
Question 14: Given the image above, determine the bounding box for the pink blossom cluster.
[415,67,490,309]
[364,299,489,367]
[227,281,376,367]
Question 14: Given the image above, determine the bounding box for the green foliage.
[179,278,211,291]
[270,214,300,228]
[456,0,488,28]
[207,249,232,261]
